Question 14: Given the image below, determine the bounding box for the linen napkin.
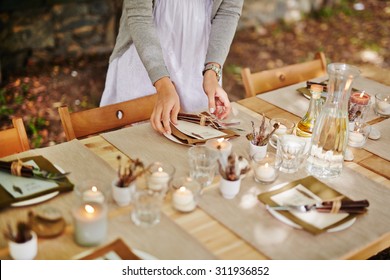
[0,155,74,208]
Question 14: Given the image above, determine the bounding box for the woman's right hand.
[151,77,181,134]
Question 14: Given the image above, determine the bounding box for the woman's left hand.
[203,70,231,119]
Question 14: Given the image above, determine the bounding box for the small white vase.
[112,180,135,207]
[219,177,241,199]
[9,231,38,260]
[249,141,268,159]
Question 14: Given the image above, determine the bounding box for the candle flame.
[217,138,225,143]
[359,91,365,98]
[91,186,97,192]
[158,167,163,172]
[84,204,95,214]
[179,186,187,192]
[265,163,269,168]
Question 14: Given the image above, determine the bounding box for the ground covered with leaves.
[1,0,389,148]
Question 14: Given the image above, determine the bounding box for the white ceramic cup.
[9,231,38,260]
[219,177,241,199]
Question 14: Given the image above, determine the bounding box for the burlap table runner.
[257,76,386,122]
[102,104,390,259]
[364,118,390,161]
[0,140,215,260]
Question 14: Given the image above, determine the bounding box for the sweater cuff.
[149,65,170,85]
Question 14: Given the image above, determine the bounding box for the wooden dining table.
[1,76,389,260]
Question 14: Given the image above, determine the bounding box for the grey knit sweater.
[109,0,244,84]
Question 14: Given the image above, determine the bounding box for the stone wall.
[0,0,332,77]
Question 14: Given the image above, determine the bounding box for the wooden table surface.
[1,84,389,260]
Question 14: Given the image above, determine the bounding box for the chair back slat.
[241,52,327,98]
[0,118,30,157]
[59,94,157,140]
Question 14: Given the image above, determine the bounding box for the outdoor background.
[0,0,389,148]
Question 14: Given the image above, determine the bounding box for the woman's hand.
[203,70,231,119]
[151,77,180,134]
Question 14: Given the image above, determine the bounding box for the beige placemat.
[257,76,386,122]
[0,140,215,260]
[364,118,390,161]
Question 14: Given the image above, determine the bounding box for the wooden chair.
[241,52,327,98]
[58,94,157,140]
[0,118,30,157]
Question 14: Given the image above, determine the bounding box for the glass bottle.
[296,84,324,138]
[306,63,360,178]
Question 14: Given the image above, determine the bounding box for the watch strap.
[202,63,221,82]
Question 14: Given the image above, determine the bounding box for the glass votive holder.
[374,93,390,117]
[348,122,371,148]
[276,134,306,173]
[251,151,278,184]
[348,90,372,122]
[170,176,200,213]
[145,162,175,193]
[269,118,296,148]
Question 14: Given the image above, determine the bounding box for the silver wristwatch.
[202,63,222,82]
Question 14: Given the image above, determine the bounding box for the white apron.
[100,0,213,113]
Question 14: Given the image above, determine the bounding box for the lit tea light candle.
[82,186,105,203]
[377,99,390,114]
[274,124,287,136]
[148,167,170,191]
[205,138,232,161]
[72,202,107,246]
[172,186,196,212]
[255,163,276,182]
[350,91,370,105]
[348,130,365,147]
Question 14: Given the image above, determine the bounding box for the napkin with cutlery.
[0,156,74,208]
[258,176,369,234]
[169,112,239,145]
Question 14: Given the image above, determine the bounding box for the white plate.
[11,164,65,207]
[163,133,193,146]
[267,207,356,233]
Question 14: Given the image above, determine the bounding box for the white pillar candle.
[148,167,170,191]
[172,186,196,212]
[255,163,276,182]
[82,186,105,203]
[72,202,107,246]
[205,138,232,162]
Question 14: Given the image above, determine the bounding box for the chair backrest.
[241,52,327,98]
[0,118,30,157]
[58,94,157,140]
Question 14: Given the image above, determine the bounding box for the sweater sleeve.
[124,0,169,84]
[205,0,244,67]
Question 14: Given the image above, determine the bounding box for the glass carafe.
[306,63,360,178]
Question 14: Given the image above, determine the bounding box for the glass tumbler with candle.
[348,90,371,122]
[72,192,108,247]
[374,93,390,117]
[170,176,201,213]
[348,122,371,148]
[269,118,295,148]
[306,63,361,178]
[251,152,278,184]
[146,162,175,194]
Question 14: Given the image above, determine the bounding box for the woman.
[100,0,243,134]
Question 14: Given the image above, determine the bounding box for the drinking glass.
[131,189,163,227]
[276,135,306,173]
[188,146,218,188]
